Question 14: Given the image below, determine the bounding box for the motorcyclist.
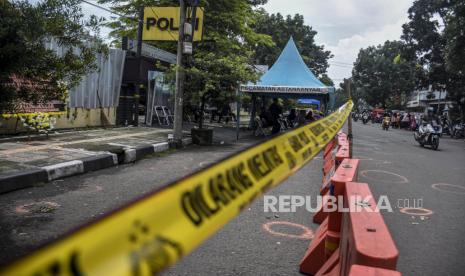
[361,110,369,123]
[383,111,391,119]
[421,107,434,124]
[419,107,437,139]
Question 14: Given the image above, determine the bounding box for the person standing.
[218,103,232,124]
[410,113,417,131]
[269,98,283,134]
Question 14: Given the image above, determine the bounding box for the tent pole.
[249,94,257,129]
[324,96,328,115]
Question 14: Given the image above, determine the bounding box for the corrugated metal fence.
[45,39,126,108]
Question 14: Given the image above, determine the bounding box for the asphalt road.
[0,123,464,275]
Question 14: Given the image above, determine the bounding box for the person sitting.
[297,109,307,126]
[259,110,272,127]
[287,109,297,127]
[305,110,315,122]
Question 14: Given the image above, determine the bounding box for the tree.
[0,0,106,113]
[443,1,465,74]
[99,0,274,127]
[402,0,465,119]
[351,41,416,109]
[251,10,332,80]
[333,88,349,110]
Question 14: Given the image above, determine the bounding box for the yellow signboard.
[143,7,204,41]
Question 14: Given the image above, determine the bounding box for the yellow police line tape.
[1,101,353,276]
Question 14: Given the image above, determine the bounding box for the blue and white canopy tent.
[297,99,321,110]
[235,37,335,139]
[240,36,334,107]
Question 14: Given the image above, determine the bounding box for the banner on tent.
[240,85,330,94]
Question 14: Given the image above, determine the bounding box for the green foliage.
[0,0,107,113]
[333,88,349,109]
[100,1,334,125]
[351,41,416,109]
[319,74,334,86]
[443,2,465,73]
[402,0,465,118]
[251,9,333,79]
[99,0,274,127]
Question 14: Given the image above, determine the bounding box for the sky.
[263,0,415,86]
[77,0,415,86]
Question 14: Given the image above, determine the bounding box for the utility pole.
[347,79,353,158]
[136,7,144,57]
[189,5,197,37]
[173,0,187,146]
[134,6,144,127]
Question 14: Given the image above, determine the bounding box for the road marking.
[353,155,373,161]
[399,207,433,216]
[262,221,314,240]
[15,201,60,215]
[75,185,104,193]
[360,170,409,184]
[431,183,465,195]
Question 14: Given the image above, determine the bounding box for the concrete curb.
[43,160,84,181]
[0,137,192,194]
[0,168,48,194]
[81,153,118,173]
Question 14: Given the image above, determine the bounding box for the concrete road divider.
[339,182,399,275]
[320,136,338,196]
[335,144,350,166]
[300,217,330,275]
[300,158,359,275]
[313,153,353,226]
[348,265,401,276]
[304,182,400,276]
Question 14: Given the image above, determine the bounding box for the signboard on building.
[127,39,177,64]
[143,7,204,41]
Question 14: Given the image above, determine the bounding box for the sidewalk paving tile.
[0,127,174,177]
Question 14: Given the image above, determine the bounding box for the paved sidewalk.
[0,127,170,171]
[0,127,262,266]
[0,127,192,193]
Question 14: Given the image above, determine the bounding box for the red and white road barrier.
[300,131,401,275]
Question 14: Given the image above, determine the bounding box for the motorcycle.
[353,113,359,122]
[362,114,369,124]
[450,122,464,139]
[440,117,451,136]
[414,122,441,150]
[382,117,390,131]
